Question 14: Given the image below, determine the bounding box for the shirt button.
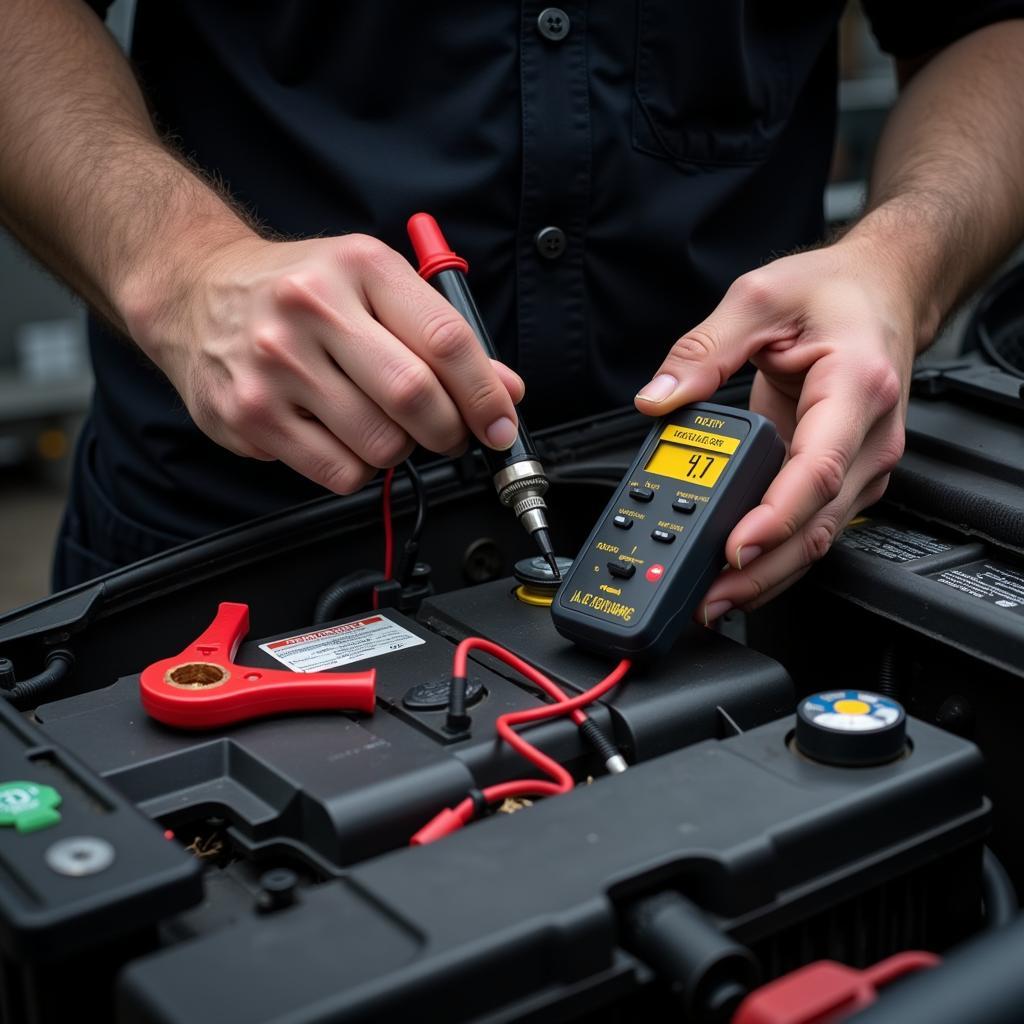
[534,226,567,260]
[537,8,571,42]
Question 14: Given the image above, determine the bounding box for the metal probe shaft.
[407,214,560,579]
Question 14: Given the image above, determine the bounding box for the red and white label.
[645,564,665,582]
[258,615,425,672]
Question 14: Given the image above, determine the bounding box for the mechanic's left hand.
[634,237,919,622]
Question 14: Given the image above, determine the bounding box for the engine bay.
[0,365,1020,1024]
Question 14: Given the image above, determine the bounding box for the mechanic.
[1,3,1022,616]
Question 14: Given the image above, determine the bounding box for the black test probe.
[408,213,559,578]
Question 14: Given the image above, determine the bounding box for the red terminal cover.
[139,602,376,730]
[407,212,469,280]
[732,952,940,1024]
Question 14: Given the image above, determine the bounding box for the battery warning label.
[931,560,1024,617]
[837,521,952,563]
[259,615,425,672]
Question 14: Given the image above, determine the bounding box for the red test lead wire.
[410,641,631,845]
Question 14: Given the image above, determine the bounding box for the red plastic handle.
[407,212,469,279]
[139,603,376,730]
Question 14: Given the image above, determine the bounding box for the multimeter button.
[607,561,635,580]
[612,515,633,530]
[629,487,654,503]
[651,529,675,544]
[672,498,696,514]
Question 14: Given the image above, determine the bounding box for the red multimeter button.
[645,564,665,582]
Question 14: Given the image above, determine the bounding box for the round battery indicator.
[795,690,907,767]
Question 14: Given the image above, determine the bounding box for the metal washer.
[45,835,116,877]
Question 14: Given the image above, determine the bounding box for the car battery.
[112,706,989,1024]
[35,581,792,872]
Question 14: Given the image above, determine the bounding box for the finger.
[282,354,415,469]
[274,280,469,455]
[357,251,521,450]
[703,467,890,615]
[723,356,899,567]
[250,409,375,495]
[634,272,781,414]
[494,360,526,405]
[697,566,813,625]
[749,371,797,447]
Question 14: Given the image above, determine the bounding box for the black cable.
[313,569,386,624]
[404,459,426,544]
[982,846,1018,929]
[445,674,471,734]
[2,649,74,709]
[397,459,427,585]
[577,717,628,774]
[314,461,429,621]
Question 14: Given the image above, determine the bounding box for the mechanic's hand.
[127,234,524,493]
[635,239,917,621]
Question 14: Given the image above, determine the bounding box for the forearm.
[842,20,1024,351]
[0,0,254,331]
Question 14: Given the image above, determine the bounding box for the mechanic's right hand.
[125,234,524,493]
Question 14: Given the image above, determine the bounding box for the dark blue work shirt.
[65,0,1021,581]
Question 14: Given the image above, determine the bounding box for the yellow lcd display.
[644,441,730,488]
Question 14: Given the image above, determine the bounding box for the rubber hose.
[4,649,74,709]
[314,569,386,623]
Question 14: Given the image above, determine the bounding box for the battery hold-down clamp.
[139,603,376,729]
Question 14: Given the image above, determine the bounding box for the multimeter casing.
[551,402,785,660]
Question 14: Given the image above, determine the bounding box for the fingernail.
[703,599,733,626]
[635,374,678,403]
[485,416,517,450]
[735,545,762,570]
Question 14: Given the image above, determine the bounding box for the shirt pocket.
[632,1,796,168]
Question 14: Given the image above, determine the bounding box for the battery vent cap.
[795,690,906,767]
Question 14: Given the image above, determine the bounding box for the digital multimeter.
[551,402,785,659]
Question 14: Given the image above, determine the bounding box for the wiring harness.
[411,640,631,845]
[373,462,427,609]
[325,461,631,846]
[316,461,428,622]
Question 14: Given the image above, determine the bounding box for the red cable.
[411,642,631,844]
[372,467,396,610]
[453,637,590,726]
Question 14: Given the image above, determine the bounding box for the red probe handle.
[407,212,469,279]
[139,602,377,730]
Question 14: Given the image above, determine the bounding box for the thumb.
[635,276,773,413]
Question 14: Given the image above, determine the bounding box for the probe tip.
[532,528,561,581]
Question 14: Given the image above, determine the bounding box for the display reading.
[644,441,729,487]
